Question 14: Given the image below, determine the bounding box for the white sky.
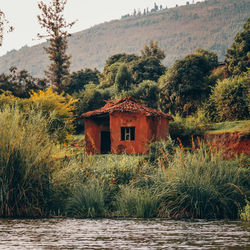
[0,0,194,56]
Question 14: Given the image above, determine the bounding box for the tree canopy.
[225,18,250,76]
[115,64,132,92]
[0,67,47,98]
[141,40,166,60]
[65,68,100,94]
[159,51,218,116]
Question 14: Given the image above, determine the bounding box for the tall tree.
[141,40,165,60]
[37,0,76,93]
[225,18,250,76]
[0,10,13,47]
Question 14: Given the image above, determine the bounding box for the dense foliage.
[0,107,56,217]
[65,68,100,94]
[0,67,47,98]
[159,51,218,116]
[0,88,77,143]
[206,72,249,121]
[225,18,250,76]
[1,0,249,76]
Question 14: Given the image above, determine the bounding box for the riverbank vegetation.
[0,108,248,219]
[0,3,249,220]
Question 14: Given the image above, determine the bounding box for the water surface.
[0,218,249,249]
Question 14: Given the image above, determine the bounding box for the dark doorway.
[101,131,111,154]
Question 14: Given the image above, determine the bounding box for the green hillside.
[0,0,249,77]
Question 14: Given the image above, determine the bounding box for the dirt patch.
[204,131,250,158]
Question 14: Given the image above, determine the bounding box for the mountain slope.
[0,0,249,77]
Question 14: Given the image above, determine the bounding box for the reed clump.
[66,179,105,218]
[154,145,249,219]
[0,106,56,217]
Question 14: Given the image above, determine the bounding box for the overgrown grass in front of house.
[154,146,249,219]
[0,106,57,217]
[0,107,248,220]
[66,179,106,218]
[115,185,159,218]
[53,141,249,220]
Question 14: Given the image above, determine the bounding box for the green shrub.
[208,73,249,121]
[145,138,175,165]
[155,146,249,219]
[169,114,205,146]
[66,179,105,218]
[115,186,159,218]
[0,88,78,143]
[0,106,56,217]
[240,200,250,222]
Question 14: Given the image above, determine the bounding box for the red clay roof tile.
[81,97,173,120]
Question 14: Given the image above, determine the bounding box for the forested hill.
[0,0,249,77]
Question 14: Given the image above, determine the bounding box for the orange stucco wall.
[147,116,170,142]
[110,112,149,154]
[84,118,109,154]
[84,112,170,154]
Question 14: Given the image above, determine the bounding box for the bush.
[169,114,205,146]
[0,106,56,217]
[240,200,250,222]
[29,87,78,142]
[66,179,105,218]
[155,146,249,219]
[145,138,175,165]
[208,73,249,121]
[115,186,159,218]
[0,88,78,143]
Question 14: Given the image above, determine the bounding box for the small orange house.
[81,97,173,154]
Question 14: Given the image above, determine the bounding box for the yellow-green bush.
[0,87,78,143]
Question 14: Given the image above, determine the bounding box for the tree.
[130,80,159,109]
[225,18,250,76]
[115,64,132,92]
[104,53,139,68]
[65,68,100,94]
[37,0,76,93]
[195,48,218,70]
[159,53,216,116]
[130,56,166,85]
[0,67,47,98]
[101,53,139,86]
[141,40,165,60]
[207,72,249,121]
[0,10,13,47]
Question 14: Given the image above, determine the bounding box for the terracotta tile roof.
[81,96,173,120]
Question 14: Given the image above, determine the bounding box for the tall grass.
[66,179,105,218]
[52,143,249,219]
[0,106,55,217]
[155,146,249,219]
[115,186,159,218]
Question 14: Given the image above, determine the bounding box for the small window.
[121,127,135,141]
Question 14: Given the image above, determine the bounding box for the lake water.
[0,218,249,249]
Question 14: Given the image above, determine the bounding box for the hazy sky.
[0,0,196,56]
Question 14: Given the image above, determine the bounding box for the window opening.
[121,127,135,141]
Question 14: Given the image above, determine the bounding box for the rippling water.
[0,218,249,249]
